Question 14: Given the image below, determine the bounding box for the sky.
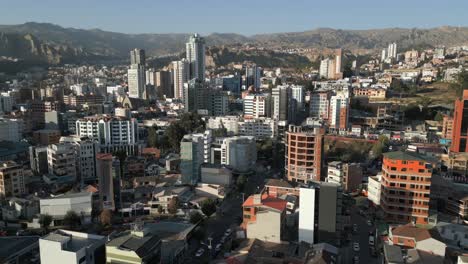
[1,0,468,35]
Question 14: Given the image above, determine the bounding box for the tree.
[372,135,390,158]
[450,70,468,97]
[212,127,228,137]
[164,113,205,151]
[189,211,204,224]
[434,112,444,122]
[147,126,159,148]
[39,214,53,230]
[100,209,113,226]
[63,211,81,229]
[201,199,217,217]
[236,175,247,192]
[157,205,164,214]
[167,197,179,215]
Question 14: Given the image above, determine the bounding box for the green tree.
[164,113,206,151]
[449,70,468,97]
[63,211,81,229]
[39,214,53,230]
[147,126,159,148]
[434,112,444,122]
[212,127,228,137]
[189,211,204,224]
[157,205,164,214]
[200,199,217,217]
[167,197,179,215]
[236,175,247,192]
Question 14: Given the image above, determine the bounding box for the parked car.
[369,236,375,246]
[195,248,204,257]
[353,242,360,252]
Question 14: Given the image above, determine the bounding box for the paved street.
[343,204,379,264]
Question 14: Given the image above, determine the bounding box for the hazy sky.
[1,0,468,35]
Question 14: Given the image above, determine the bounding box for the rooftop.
[107,230,160,258]
[0,236,39,263]
[391,224,442,242]
[383,151,437,163]
[243,193,287,212]
[265,179,293,189]
[42,230,104,253]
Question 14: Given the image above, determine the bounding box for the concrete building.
[381,151,435,225]
[243,93,271,119]
[186,33,205,81]
[106,228,161,264]
[309,91,331,120]
[218,136,257,173]
[285,125,324,182]
[155,71,172,98]
[242,193,287,243]
[39,229,106,264]
[329,93,349,132]
[368,173,382,206]
[128,64,146,99]
[0,161,26,198]
[389,224,446,257]
[46,143,77,183]
[326,161,362,192]
[245,65,262,91]
[291,85,305,110]
[201,164,232,185]
[0,118,21,142]
[96,153,115,210]
[272,85,295,123]
[238,118,277,139]
[40,192,93,225]
[130,48,146,65]
[0,236,39,264]
[59,136,98,185]
[172,59,189,99]
[29,145,49,175]
[180,131,212,185]
[299,182,344,246]
[33,129,61,145]
[451,90,468,153]
[183,79,229,116]
[76,115,139,154]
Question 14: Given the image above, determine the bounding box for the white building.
[368,173,382,206]
[220,136,257,173]
[329,92,349,132]
[186,33,206,81]
[172,59,189,99]
[291,85,304,110]
[243,94,271,118]
[47,143,77,183]
[310,92,330,120]
[388,42,398,59]
[319,58,332,79]
[299,187,316,244]
[206,116,240,135]
[59,136,98,185]
[180,131,212,185]
[238,118,277,139]
[0,92,13,113]
[0,118,21,142]
[40,192,93,224]
[39,229,106,264]
[128,64,146,99]
[75,115,139,154]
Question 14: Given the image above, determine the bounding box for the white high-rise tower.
[172,59,189,99]
[186,33,206,81]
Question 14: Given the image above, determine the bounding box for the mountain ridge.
[1,22,468,65]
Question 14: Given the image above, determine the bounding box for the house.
[242,193,288,243]
[39,192,93,225]
[106,228,161,264]
[389,224,446,256]
[435,222,468,250]
[264,179,299,197]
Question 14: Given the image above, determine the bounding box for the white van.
[369,236,375,246]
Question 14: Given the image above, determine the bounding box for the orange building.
[451,90,468,153]
[441,114,453,140]
[381,151,435,225]
[285,125,324,183]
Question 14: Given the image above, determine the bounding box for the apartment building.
[46,143,77,184]
[243,93,271,119]
[326,161,362,192]
[285,125,324,182]
[451,90,468,153]
[380,151,435,225]
[0,161,26,198]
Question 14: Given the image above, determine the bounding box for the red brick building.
[451,90,468,153]
[381,151,435,225]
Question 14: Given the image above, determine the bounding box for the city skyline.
[1,0,468,35]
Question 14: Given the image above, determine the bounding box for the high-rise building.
[180,131,212,185]
[272,85,295,123]
[75,115,139,154]
[335,48,343,78]
[186,33,206,81]
[128,64,146,99]
[243,93,271,119]
[183,79,228,116]
[451,90,468,153]
[96,153,115,210]
[380,151,434,225]
[299,182,343,245]
[47,143,77,183]
[0,161,26,198]
[172,59,189,99]
[326,161,362,192]
[219,136,257,173]
[30,146,49,175]
[329,93,350,132]
[0,118,21,142]
[245,65,262,91]
[291,85,305,110]
[59,136,98,185]
[285,125,324,182]
[309,91,331,120]
[130,48,146,66]
[388,42,398,59]
[155,71,172,98]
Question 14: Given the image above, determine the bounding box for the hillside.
[1,22,468,65]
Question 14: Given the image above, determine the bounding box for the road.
[343,204,379,264]
[187,165,266,263]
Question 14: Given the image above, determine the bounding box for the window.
[400,176,407,180]
[400,184,406,188]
